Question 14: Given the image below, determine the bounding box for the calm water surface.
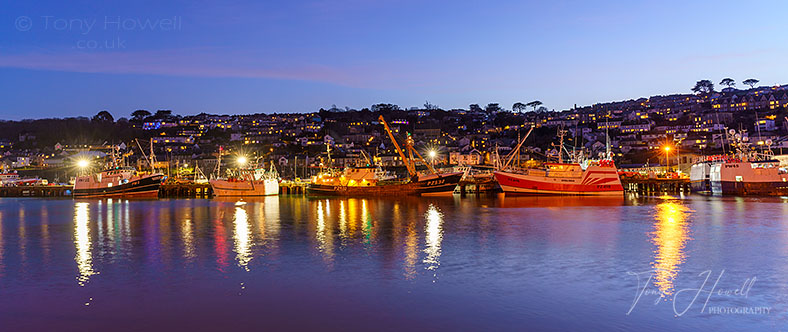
[0,195,787,330]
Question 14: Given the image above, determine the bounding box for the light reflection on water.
[73,202,96,286]
[0,196,786,330]
[650,197,692,297]
[233,206,252,270]
[423,204,443,274]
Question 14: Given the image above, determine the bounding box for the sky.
[1,0,787,120]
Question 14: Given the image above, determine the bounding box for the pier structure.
[279,181,308,195]
[0,185,72,197]
[620,178,690,194]
[159,183,213,198]
[455,179,499,197]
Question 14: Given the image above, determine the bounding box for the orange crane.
[378,115,438,177]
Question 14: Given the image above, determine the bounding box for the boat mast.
[502,127,534,170]
[135,139,154,172]
[605,113,611,159]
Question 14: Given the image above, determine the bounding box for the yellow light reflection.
[233,206,252,270]
[404,218,418,280]
[315,200,335,264]
[106,199,114,243]
[263,196,281,240]
[362,199,371,242]
[339,200,347,241]
[74,202,97,286]
[651,200,691,297]
[423,204,443,273]
[182,218,195,261]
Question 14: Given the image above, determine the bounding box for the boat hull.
[73,174,163,198]
[210,179,279,197]
[308,172,463,197]
[689,162,713,194]
[494,167,623,196]
[709,162,788,196]
[711,180,788,196]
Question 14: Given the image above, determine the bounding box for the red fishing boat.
[493,128,623,196]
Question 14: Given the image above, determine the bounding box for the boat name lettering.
[425,179,446,186]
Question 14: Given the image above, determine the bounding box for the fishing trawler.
[210,160,280,197]
[307,116,463,196]
[73,144,164,198]
[702,129,788,196]
[493,128,623,196]
[689,155,729,194]
[73,166,164,198]
[0,172,48,186]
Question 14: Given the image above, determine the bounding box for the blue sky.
[1,0,787,120]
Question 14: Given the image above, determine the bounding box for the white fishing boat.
[211,162,280,197]
[701,129,788,196]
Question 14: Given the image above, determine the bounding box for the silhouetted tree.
[371,103,400,112]
[720,78,735,89]
[92,110,114,123]
[691,80,714,95]
[743,78,759,89]
[526,100,543,112]
[131,110,151,121]
[154,110,173,119]
[485,103,502,114]
[512,102,526,113]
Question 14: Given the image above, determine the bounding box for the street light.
[663,146,671,173]
[77,159,90,169]
[428,149,437,166]
[237,156,248,167]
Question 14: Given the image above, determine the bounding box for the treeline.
[0,117,143,149]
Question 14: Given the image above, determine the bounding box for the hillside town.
[2,79,788,183]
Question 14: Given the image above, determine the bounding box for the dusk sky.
[1,0,787,120]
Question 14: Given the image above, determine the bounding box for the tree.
[371,103,400,112]
[526,100,543,112]
[154,110,173,119]
[512,102,526,113]
[423,101,438,110]
[92,110,114,123]
[691,80,714,95]
[720,78,735,89]
[536,106,549,113]
[743,78,759,89]
[131,110,151,121]
[485,103,502,113]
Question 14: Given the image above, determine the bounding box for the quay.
[620,178,691,194]
[159,183,213,198]
[0,178,690,198]
[280,181,308,195]
[455,178,499,196]
[159,181,308,197]
[0,185,72,197]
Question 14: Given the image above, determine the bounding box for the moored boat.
[494,162,623,196]
[307,167,463,196]
[73,166,164,198]
[210,162,279,197]
[704,130,788,196]
[709,160,788,195]
[493,127,623,196]
[307,116,462,196]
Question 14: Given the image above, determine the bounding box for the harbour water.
[0,195,786,330]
